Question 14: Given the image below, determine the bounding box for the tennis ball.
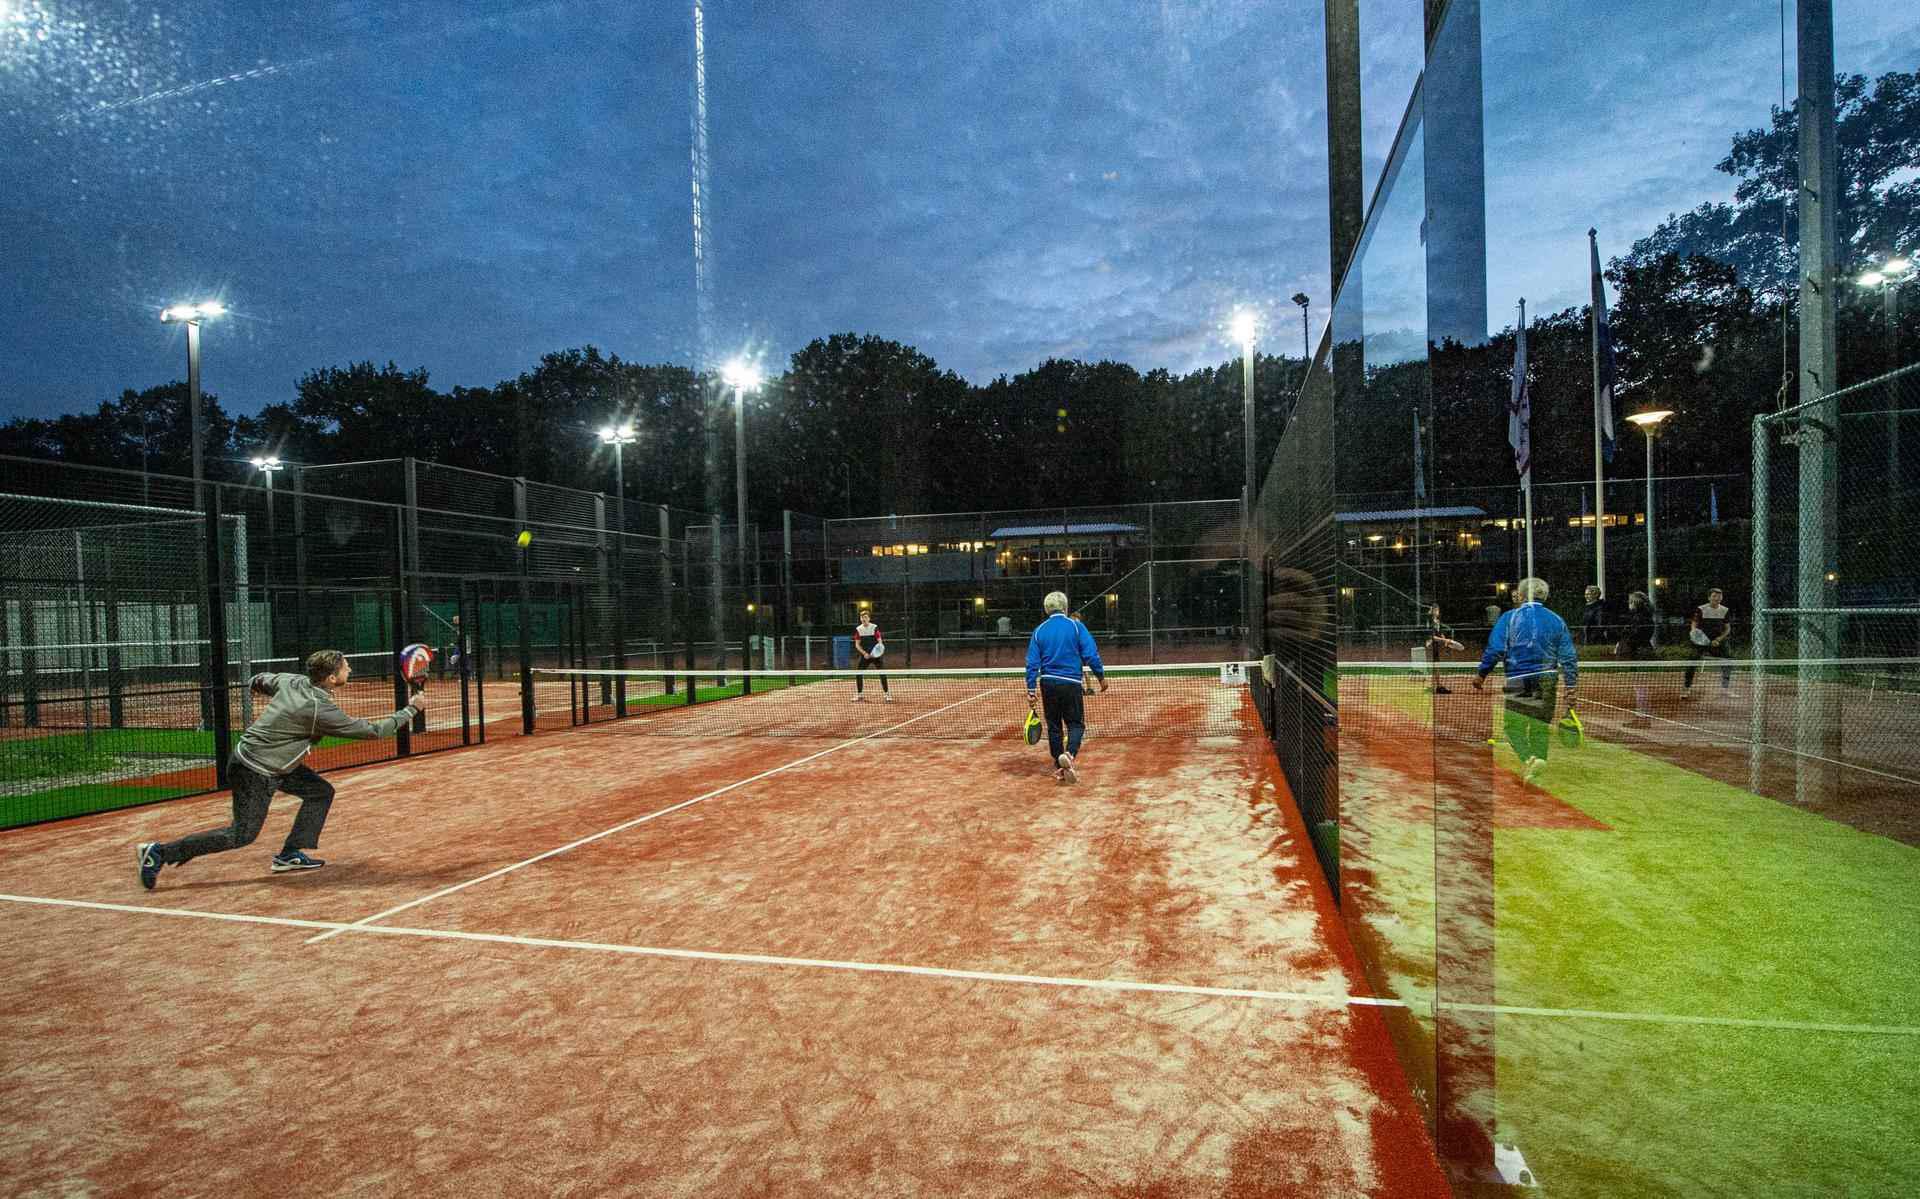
[516,530,532,548]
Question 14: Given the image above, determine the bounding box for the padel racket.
[399,642,434,696]
[1689,627,1711,647]
[1024,708,1042,746]
[869,641,885,659]
[1557,704,1584,749]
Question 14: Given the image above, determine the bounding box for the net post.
[457,579,473,746]
[390,507,412,757]
[611,507,627,718]
[658,505,675,695]
[103,559,126,728]
[517,536,535,736]
[204,488,232,789]
[469,578,487,744]
[783,510,796,685]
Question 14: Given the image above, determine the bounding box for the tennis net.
[529,661,1258,740]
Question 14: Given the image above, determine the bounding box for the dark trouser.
[1039,679,1086,760]
[855,656,889,692]
[1684,641,1734,688]
[1503,676,1557,765]
[155,758,334,866]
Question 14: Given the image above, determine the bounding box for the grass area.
[1492,740,1920,1196]
[0,728,212,783]
[1336,696,1920,1196]
[0,782,195,828]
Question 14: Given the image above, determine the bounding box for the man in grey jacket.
[138,649,423,888]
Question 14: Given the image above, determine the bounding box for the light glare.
[1229,310,1258,344]
[721,360,762,390]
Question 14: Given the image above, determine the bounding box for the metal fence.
[1751,361,1920,802]
[2,453,1248,829]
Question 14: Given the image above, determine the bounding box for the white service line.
[9,891,1918,1038]
[304,687,1001,944]
[0,891,1386,1010]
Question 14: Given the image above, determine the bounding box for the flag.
[1508,306,1531,481]
[1590,230,1618,465]
[1413,410,1427,502]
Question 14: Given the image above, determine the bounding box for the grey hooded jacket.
[231,672,418,777]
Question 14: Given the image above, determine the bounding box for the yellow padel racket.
[1024,708,1042,746]
[1557,704,1585,749]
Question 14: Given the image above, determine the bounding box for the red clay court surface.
[0,683,1449,1197]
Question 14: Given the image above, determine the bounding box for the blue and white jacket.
[1025,613,1106,691]
[1478,602,1578,688]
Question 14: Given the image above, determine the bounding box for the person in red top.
[852,608,891,701]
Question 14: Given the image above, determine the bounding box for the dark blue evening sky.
[1,0,1912,420]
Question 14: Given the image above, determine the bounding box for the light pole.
[1291,292,1310,362]
[721,360,762,614]
[250,455,283,588]
[160,302,225,507]
[1625,408,1673,635]
[598,423,637,534]
[1231,309,1258,652]
[1858,257,1911,524]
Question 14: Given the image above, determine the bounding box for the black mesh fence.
[1249,334,1340,891]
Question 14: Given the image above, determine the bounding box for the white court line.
[304,688,1002,944]
[9,892,1919,1038]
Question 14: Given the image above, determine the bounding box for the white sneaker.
[1522,756,1545,785]
[853,694,865,702]
[883,693,893,703]
[1056,752,1078,785]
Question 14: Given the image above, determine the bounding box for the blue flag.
[1509,305,1531,481]
[1590,230,1618,465]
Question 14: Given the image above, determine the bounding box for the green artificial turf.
[1334,675,1920,1196]
[0,782,195,827]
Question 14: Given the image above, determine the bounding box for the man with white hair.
[1024,591,1107,784]
[1472,576,1578,784]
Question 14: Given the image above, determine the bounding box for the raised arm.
[311,693,419,741]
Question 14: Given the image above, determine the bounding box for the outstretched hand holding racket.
[399,643,434,699]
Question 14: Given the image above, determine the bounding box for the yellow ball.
[516,530,532,548]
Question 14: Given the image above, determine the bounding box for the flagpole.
[1520,298,1535,582]
[1589,228,1608,598]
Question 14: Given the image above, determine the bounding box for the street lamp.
[1230,310,1258,653]
[721,359,762,610]
[598,423,638,532]
[160,301,225,506]
[250,455,282,590]
[1291,292,1310,362]
[1856,257,1912,521]
[1625,408,1674,635]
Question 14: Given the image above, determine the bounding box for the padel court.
[0,671,1451,1197]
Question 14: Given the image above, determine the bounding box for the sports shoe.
[883,693,893,703]
[138,842,163,891]
[1521,757,1546,785]
[852,694,865,702]
[1056,752,1078,785]
[270,850,325,873]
